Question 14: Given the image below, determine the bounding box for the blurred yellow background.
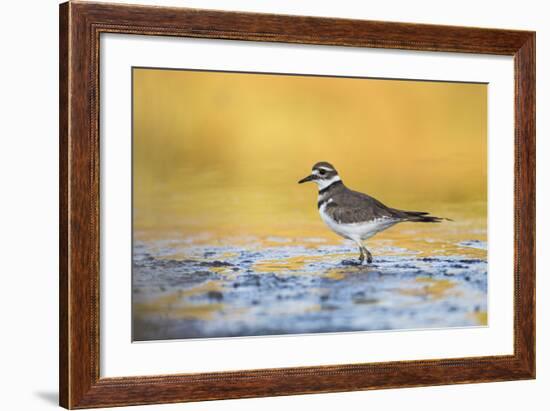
[133,68,486,244]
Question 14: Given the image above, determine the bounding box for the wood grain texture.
[59,2,69,407]
[514,34,536,374]
[59,1,536,408]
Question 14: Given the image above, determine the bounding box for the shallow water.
[132,223,487,341]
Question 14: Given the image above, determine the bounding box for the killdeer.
[298,162,447,264]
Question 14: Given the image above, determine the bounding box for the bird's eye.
[319,169,326,175]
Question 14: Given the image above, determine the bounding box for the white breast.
[318,201,397,242]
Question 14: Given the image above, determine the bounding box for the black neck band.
[318,180,343,195]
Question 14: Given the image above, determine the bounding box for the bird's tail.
[399,210,452,223]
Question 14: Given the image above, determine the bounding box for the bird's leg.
[358,246,365,264]
[361,245,373,264]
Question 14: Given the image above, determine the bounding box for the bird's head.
[298,162,341,190]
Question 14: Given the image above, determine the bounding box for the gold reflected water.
[133,68,487,245]
[134,282,224,320]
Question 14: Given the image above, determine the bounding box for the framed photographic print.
[59,1,535,408]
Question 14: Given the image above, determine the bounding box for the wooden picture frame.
[59,1,535,408]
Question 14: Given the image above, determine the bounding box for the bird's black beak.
[298,174,316,184]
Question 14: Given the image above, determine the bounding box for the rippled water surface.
[133,218,487,341]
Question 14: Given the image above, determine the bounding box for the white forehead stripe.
[313,166,335,173]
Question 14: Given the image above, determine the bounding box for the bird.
[298,161,448,264]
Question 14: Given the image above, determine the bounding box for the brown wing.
[325,190,403,224]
